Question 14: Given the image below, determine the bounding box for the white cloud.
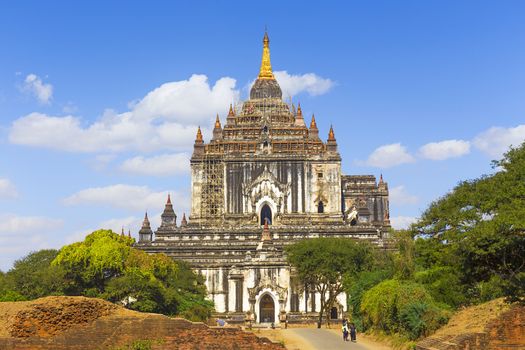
[473,124,525,158]
[0,214,63,270]
[0,178,18,199]
[9,74,236,153]
[63,184,189,213]
[389,185,418,205]
[419,139,471,160]
[390,216,418,230]
[120,153,190,176]
[363,143,415,168]
[22,73,53,104]
[273,71,335,97]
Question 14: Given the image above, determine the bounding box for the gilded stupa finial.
[258,31,275,80]
[228,103,234,117]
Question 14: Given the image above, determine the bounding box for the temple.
[136,33,391,325]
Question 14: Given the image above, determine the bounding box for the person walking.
[349,323,357,342]
[342,319,349,342]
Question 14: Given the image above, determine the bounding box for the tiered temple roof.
[192,33,337,158]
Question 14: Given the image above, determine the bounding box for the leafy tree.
[53,229,213,319]
[286,237,375,328]
[413,142,525,303]
[7,249,68,299]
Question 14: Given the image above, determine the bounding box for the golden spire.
[310,114,318,129]
[214,114,221,129]
[228,103,234,117]
[195,126,203,143]
[258,32,275,80]
[328,125,336,141]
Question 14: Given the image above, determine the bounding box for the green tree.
[7,249,68,299]
[286,237,375,328]
[53,229,213,319]
[413,142,525,303]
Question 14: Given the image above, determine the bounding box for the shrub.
[361,279,449,339]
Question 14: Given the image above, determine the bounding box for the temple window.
[317,201,324,213]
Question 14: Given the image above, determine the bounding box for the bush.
[361,279,449,339]
[345,269,392,331]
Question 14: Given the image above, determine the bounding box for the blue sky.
[1,1,524,270]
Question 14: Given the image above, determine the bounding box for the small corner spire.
[228,103,234,117]
[328,124,336,141]
[128,229,131,238]
[310,114,318,129]
[296,102,303,118]
[120,227,125,237]
[214,114,221,129]
[167,193,171,204]
[195,126,203,143]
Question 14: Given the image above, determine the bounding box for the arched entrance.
[259,294,275,323]
[260,204,272,225]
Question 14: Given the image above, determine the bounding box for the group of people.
[341,319,356,342]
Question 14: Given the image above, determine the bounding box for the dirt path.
[254,327,392,350]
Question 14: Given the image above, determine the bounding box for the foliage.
[6,249,68,299]
[360,279,450,340]
[52,229,212,319]
[414,266,466,308]
[412,142,525,303]
[286,237,375,327]
[345,268,393,331]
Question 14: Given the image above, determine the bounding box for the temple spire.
[328,125,336,141]
[167,193,171,204]
[228,103,234,117]
[214,114,221,129]
[310,114,318,129]
[195,126,203,143]
[258,32,275,80]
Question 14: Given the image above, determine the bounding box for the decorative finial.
[328,125,336,141]
[310,114,318,129]
[379,174,385,185]
[128,229,131,238]
[167,193,171,204]
[181,212,187,226]
[195,126,203,143]
[258,32,275,80]
[228,103,234,117]
[214,114,221,129]
[121,227,124,237]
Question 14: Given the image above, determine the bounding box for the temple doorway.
[330,306,338,319]
[259,294,275,323]
[260,204,272,225]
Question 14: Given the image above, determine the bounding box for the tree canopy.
[286,237,375,327]
[1,229,213,321]
[412,142,525,303]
